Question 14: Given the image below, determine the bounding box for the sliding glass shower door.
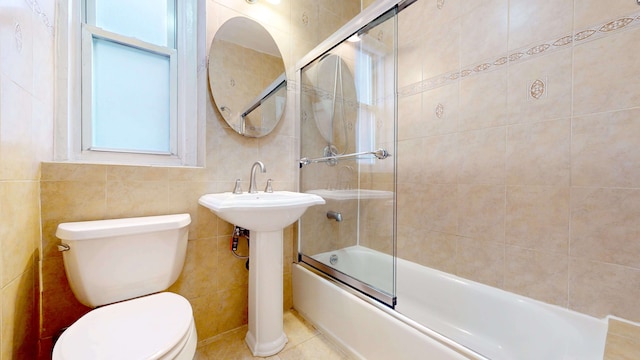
[298,8,397,307]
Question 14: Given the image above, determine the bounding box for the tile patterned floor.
[195,310,351,359]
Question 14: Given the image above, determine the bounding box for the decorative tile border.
[399,9,640,97]
[24,0,54,35]
[300,83,359,109]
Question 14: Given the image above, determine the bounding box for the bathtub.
[293,246,608,360]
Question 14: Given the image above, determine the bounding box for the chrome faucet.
[248,161,266,193]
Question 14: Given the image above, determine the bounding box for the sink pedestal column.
[245,230,288,356]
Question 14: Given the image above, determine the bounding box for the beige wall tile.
[457,184,505,243]
[290,0,320,46]
[206,128,260,182]
[1,269,37,360]
[41,162,106,182]
[459,68,507,131]
[572,109,640,188]
[609,318,640,339]
[570,259,640,321]
[421,184,459,233]
[216,286,249,334]
[421,18,460,81]
[106,165,169,182]
[0,0,34,92]
[456,236,504,288]
[504,246,568,307]
[459,0,507,66]
[421,134,459,185]
[397,232,422,265]
[508,0,573,50]
[457,127,506,185]
[40,181,107,223]
[195,204,218,240]
[105,181,169,218]
[40,257,90,338]
[168,239,219,299]
[571,187,640,268]
[574,0,639,29]
[397,93,422,141]
[317,6,353,42]
[397,137,424,184]
[573,28,640,115]
[2,7,56,355]
[396,183,425,230]
[506,50,572,125]
[604,332,640,360]
[190,293,222,341]
[398,0,426,41]
[422,82,460,136]
[0,77,38,181]
[605,320,640,359]
[0,181,39,287]
[420,231,457,274]
[506,119,570,186]
[283,271,293,311]
[168,181,217,239]
[216,236,249,292]
[167,166,209,182]
[257,134,296,187]
[397,39,423,88]
[506,186,569,253]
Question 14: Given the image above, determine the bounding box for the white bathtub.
[293,246,608,360]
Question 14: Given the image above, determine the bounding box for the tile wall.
[0,0,55,359]
[4,0,638,357]
[396,0,640,326]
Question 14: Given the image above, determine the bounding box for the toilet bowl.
[52,293,197,360]
[52,214,197,360]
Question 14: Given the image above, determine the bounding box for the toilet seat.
[53,292,194,360]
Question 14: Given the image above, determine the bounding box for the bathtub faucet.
[326,210,342,222]
[248,161,266,194]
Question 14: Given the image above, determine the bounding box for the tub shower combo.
[294,1,608,359]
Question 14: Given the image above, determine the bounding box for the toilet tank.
[56,214,191,308]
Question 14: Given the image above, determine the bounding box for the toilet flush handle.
[57,243,70,252]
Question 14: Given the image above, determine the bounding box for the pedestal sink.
[198,191,325,356]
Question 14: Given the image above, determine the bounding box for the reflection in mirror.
[301,53,357,157]
[209,17,286,137]
[241,74,287,137]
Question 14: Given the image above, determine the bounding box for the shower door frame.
[296,0,416,309]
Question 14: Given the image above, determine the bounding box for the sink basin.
[198,191,325,231]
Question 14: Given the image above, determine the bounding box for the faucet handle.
[233,179,243,194]
[264,179,273,193]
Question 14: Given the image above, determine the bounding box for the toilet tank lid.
[56,214,191,241]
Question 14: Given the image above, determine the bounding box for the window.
[55,0,204,166]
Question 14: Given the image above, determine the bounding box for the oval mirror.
[209,17,286,137]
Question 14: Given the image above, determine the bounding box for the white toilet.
[52,214,197,360]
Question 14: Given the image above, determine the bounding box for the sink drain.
[329,254,338,265]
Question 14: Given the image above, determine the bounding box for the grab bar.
[299,148,390,168]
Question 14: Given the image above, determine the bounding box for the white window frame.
[55,0,204,166]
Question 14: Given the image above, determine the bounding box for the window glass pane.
[91,37,171,153]
[93,0,175,48]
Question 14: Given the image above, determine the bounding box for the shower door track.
[299,254,396,307]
